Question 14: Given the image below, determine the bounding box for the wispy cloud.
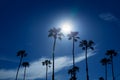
[99,12,120,27]
[0,52,96,80]
[99,13,118,21]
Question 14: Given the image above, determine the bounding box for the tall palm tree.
[22,62,30,80]
[68,66,79,80]
[99,77,104,80]
[106,50,117,80]
[15,50,27,80]
[79,40,94,80]
[100,58,110,80]
[42,60,51,80]
[48,27,64,80]
[68,32,80,80]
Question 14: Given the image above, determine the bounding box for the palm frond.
[48,33,53,37]
[76,37,80,39]
[74,39,77,42]
[90,47,94,50]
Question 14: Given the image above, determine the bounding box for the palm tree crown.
[68,66,79,75]
[100,58,110,65]
[48,27,64,40]
[17,50,27,58]
[79,40,94,50]
[67,32,80,41]
[106,50,117,58]
[22,62,30,67]
[68,66,79,80]
[42,60,51,67]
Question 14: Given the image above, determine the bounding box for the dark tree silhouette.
[106,50,117,80]
[79,40,94,80]
[42,60,51,80]
[22,62,29,80]
[99,77,104,80]
[68,32,80,80]
[15,50,27,80]
[48,27,64,80]
[68,66,79,80]
[100,58,110,80]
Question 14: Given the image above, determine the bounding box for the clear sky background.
[0,0,120,80]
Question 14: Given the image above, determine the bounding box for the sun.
[61,22,72,34]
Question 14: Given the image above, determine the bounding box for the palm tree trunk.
[72,38,76,80]
[105,64,107,80]
[111,56,115,80]
[85,47,89,80]
[23,67,26,80]
[72,38,75,67]
[52,38,56,80]
[46,65,48,80]
[15,57,23,80]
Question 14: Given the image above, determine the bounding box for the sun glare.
[61,22,72,34]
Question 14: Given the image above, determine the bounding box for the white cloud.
[0,52,96,80]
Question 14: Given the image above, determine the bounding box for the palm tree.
[48,27,64,80]
[68,32,80,80]
[99,77,104,80]
[42,60,51,80]
[15,50,27,80]
[22,62,30,80]
[72,66,79,80]
[68,66,79,80]
[106,50,117,80]
[79,40,94,80]
[100,58,110,80]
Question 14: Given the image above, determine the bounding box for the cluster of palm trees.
[48,27,95,80]
[15,27,118,80]
[15,50,30,80]
[100,50,118,80]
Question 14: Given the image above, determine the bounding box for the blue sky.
[0,0,120,80]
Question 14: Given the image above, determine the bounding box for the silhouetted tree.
[99,77,104,80]
[15,50,27,80]
[68,32,80,80]
[68,66,79,80]
[100,58,110,80]
[48,27,64,80]
[106,50,117,80]
[42,60,51,80]
[79,40,94,80]
[22,62,29,80]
